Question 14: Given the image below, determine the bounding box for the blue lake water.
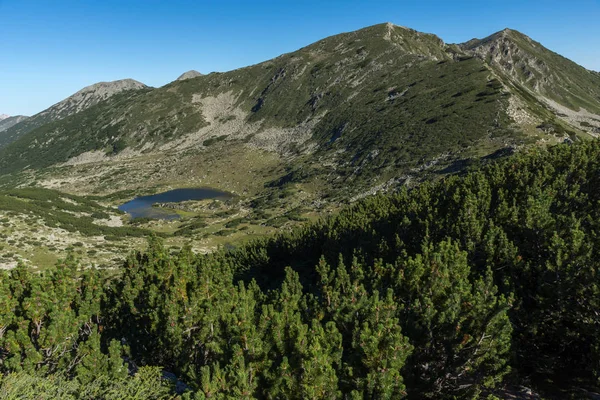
[118,188,232,220]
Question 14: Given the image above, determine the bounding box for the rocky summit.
[176,70,203,81]
[0,78,148,149]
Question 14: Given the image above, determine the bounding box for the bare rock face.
[460,29,600,116]
[461,29,550,90]
[176,70,203,81]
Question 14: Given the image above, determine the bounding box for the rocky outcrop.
[176,70,203,81]
[461,29,550,90]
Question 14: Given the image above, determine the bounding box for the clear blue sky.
[1,0,599,116]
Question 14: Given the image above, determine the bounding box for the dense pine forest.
[1,140,599,399]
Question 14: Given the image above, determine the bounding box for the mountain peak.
[491,28,520,39]
[73,79,147,97]
[177,70,203,81]
[460,27,531,50]
[368,22,441,39]
[45,78,148,116]
[460,26,600,118]
[497,28,533,41]
[300,22,447,62]
[0,114,9,121]
[0,78,149,149]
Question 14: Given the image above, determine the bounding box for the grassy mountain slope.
[0,24,518,189]
[0,23,598,211]
[0,79,148,149]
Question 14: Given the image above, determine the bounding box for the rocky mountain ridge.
[176,70,203,81]
[461,28,600,136]
[48,79,147,115]
[0,79,149,149]
[0,23,598,205]
[0,115,29,133]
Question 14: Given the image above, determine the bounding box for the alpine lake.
[118,188,233,220]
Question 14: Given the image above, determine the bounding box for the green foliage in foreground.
[0,367,173,400]
[1,140,600,398]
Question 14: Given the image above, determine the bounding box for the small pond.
[118,188,232,220]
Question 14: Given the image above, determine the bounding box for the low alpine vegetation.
[0,140,598,398]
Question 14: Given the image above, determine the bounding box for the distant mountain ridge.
[460,28,600,135]
[45,79,147,116]
[176,70,203,81]
[0,79,148,149]
[0,23,598,202]
[461,28,600,109]
[0,115,29,133]
[0,114,9,121]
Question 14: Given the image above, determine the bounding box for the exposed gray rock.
[176,70,203,81]
[42,79,148,117]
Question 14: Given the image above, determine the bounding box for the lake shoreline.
[118,187,233,220]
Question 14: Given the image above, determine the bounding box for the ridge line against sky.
[1,0,599,116]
